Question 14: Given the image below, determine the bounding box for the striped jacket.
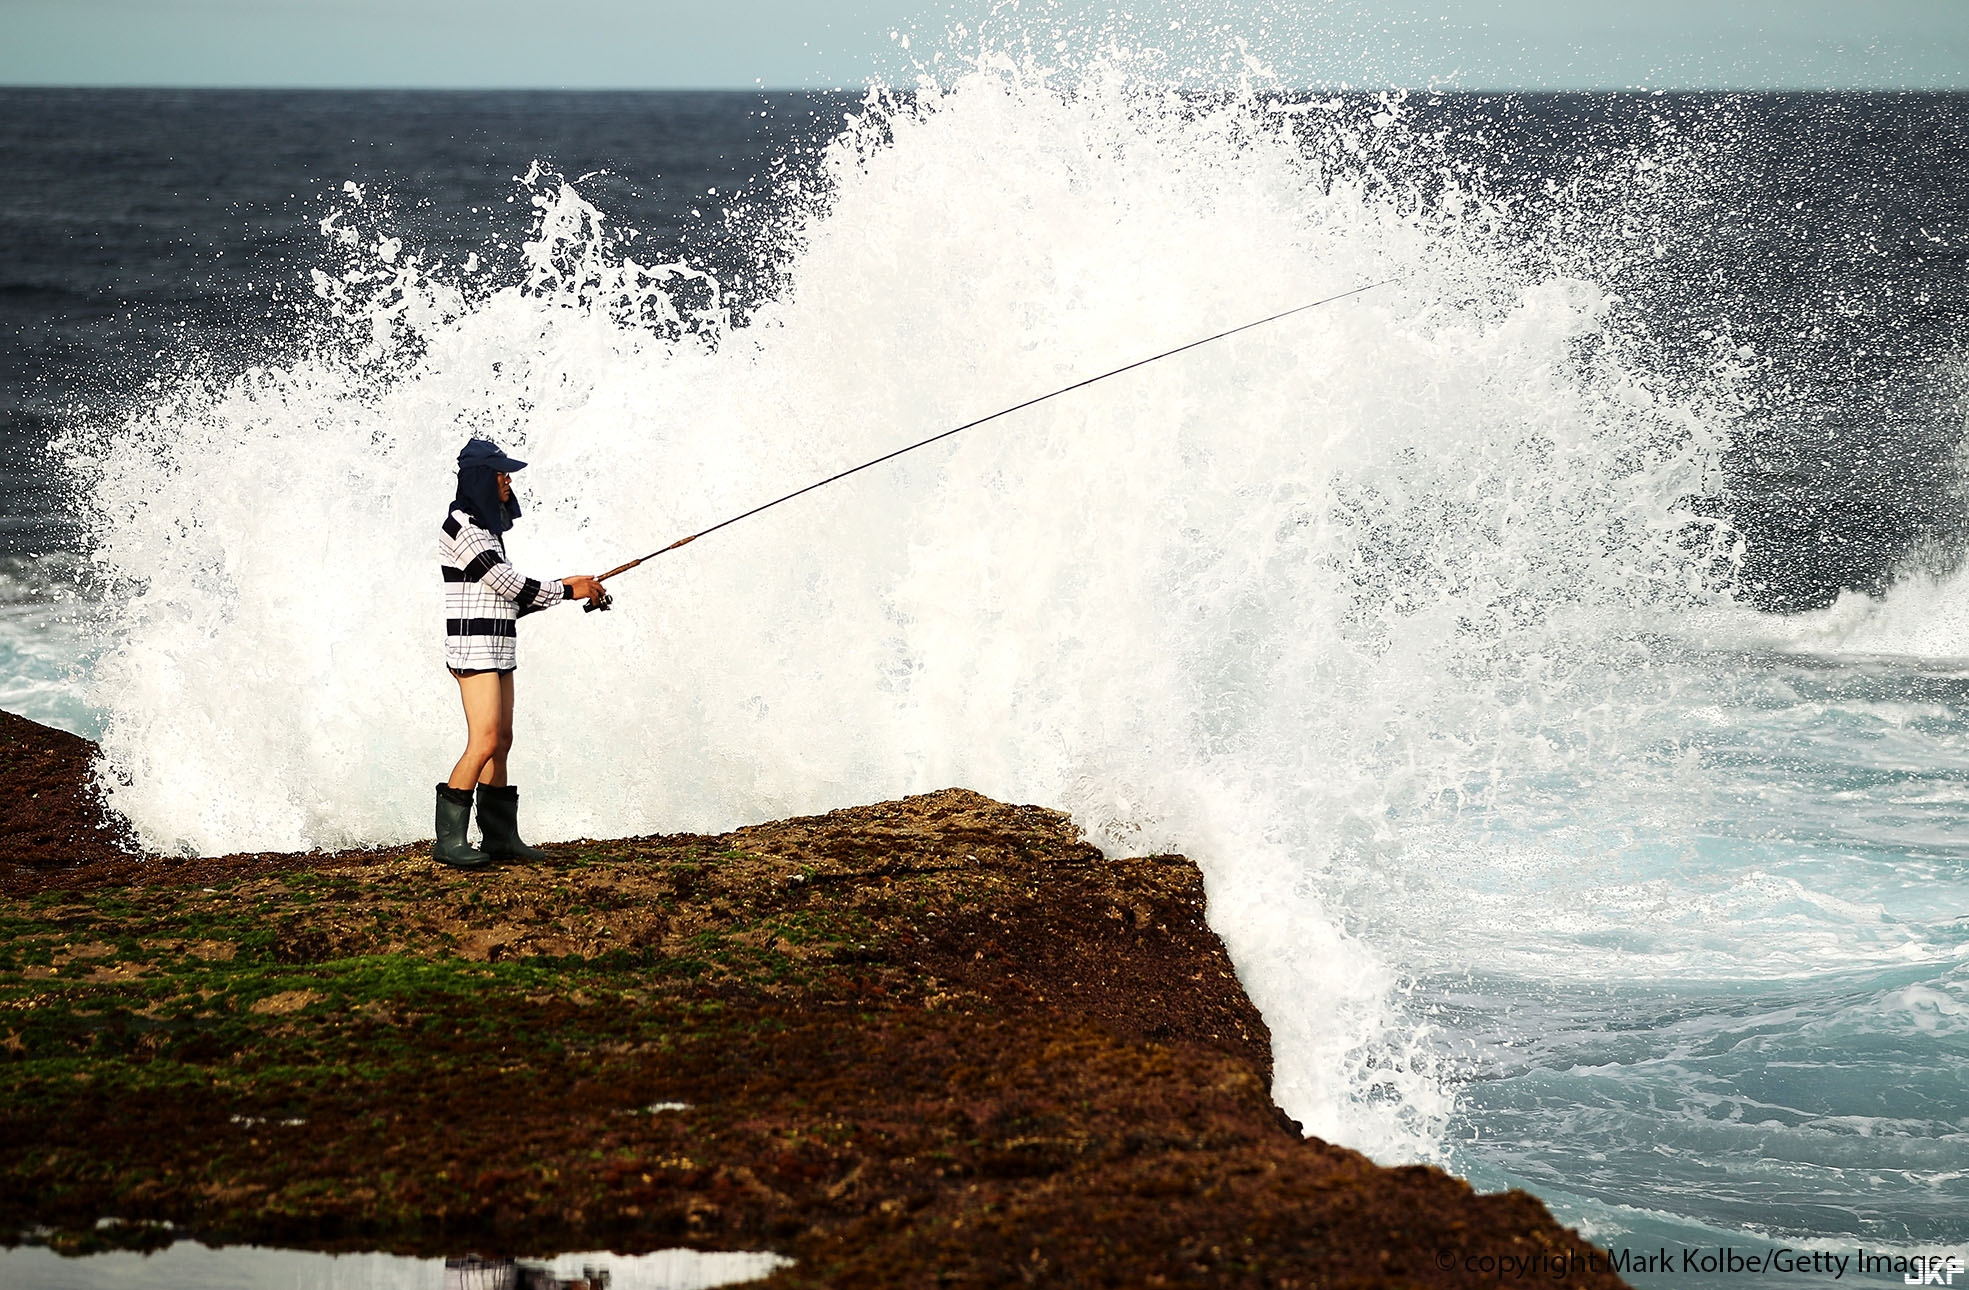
[439,507,570,670]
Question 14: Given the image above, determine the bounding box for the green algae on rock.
[0,713,1629,1287]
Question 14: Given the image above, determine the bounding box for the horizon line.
[3,81,1966,95]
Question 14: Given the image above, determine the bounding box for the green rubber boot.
[476,784,549,862]
[433,784,492,869]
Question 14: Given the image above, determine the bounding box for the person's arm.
[450,522,571,611]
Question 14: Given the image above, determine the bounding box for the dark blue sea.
[2,82,1966,1286]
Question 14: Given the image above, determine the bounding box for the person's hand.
[563,575,605,605]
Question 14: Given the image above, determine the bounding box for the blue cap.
[458,437,527,473]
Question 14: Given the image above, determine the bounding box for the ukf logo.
[1907,1254,1967,1285]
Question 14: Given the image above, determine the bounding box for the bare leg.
[447,672,515,790]
[480,671,515,787]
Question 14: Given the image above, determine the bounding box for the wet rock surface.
[0,712,137,867]
[0,713,1628,1287]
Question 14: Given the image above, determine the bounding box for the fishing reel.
[582,591,614,613]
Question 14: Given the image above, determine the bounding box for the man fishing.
[434,438,604,869]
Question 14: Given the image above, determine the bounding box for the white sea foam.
[64,60,1751,1161]
[1757,570,1969,661]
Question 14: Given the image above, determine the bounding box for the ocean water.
[3,63,1967,1289]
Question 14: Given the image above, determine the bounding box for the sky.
[1,0,1964,90]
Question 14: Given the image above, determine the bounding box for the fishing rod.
[584,279,1391,611]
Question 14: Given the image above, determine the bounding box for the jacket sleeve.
[452,522,569,614]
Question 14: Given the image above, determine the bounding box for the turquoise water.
[1374,647,1969,1286]
[0,555,101,739]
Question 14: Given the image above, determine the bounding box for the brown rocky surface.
[0,710,137,867]
[0,711,1629,1287]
